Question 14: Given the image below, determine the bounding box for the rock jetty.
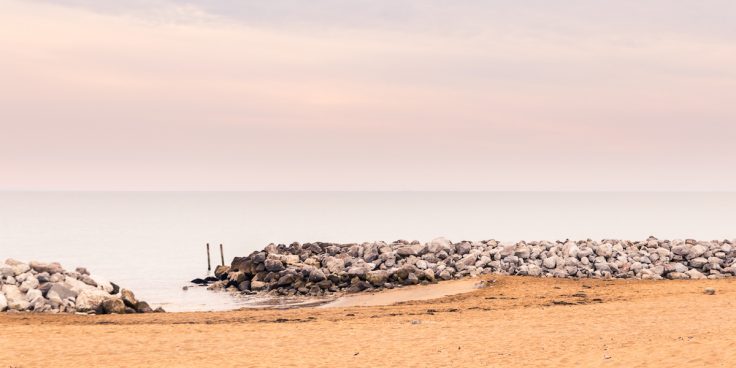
[0,259,162,314]
[201,237,736,296]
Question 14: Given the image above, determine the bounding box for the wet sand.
[323,278,480,308]
[3,276,736,367]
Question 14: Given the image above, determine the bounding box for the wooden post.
[219,243,225,266]
[206,243,211,273]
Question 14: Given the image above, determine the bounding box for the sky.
[1,0,735,190]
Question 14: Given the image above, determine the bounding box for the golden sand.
[2,276,735,367]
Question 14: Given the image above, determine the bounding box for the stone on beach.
[135,301,154,313]
[2,285,30,311]
[121,289,138,308]
[1,259,158,315]
[102,299,126,314]
[214,265,230,279]
[75,288,114,312]
[29,261,64,275]
[265,259,285,272]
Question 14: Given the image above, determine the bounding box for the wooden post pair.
[206,243,225,273]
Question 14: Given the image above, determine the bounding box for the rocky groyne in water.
[0,259,162,314]
[199,237,736,296]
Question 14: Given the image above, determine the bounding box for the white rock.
[686,269,706,280]
[0,266,14,278]
[49,273,65,283]
[427,237,452,253]
[47,290,64,308]
[63,276,97,293]
[26,289,46,310]
[11,263,30,276]
[688,257,708,268]
[19,277,39,293]
[563,243,580,258]
[595,244,613,258]
[0,292,7,311]
[673,262,689,274]
[2,284,30,311]
[527,264,542,276]
[75,288,114,312]
[687,245,707,260]
[26,288,42,302]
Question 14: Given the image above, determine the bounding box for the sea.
[1,191,734,311]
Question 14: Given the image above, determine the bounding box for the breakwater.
[200,237,736,296]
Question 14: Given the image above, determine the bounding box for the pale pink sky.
[1,0,735,190]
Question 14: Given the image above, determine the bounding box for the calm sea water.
[1,192,734,311]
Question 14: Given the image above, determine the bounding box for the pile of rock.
[0,259,162,314]
[200,237,736,296]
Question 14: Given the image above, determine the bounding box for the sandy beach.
[3,276,735,367]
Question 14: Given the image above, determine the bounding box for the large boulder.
[228,272,246,284]
[230,257,250,273]
[0,265,14,278]
[439,269,453,280]
[277,274,296,286]
[63,276,96,294]
[365,270,388,286]
[308,269,326,282]
[347,266,367,279]
[687,245,707,260]
[594,244,613,258]
[46,290,64,308]
[214,265,230,279]
[102,299,126,314]
[135,301,153,313]
[427,237,452,253]
[264,259,285,272]
[514,246,531,259]
[689,257,708,268]
[19,277,39,293]
[396,247,416,257]
[10,262,30,276]
[120,289,138,308]
[455,255,477,271]
[542,257,557,269]
[75,288,114,313]
[527,264,542,277]
[2,285,30,311]
[421,269,436,282]
[324,258,345,274]
[284,255,300,265]
[395,266,413,280]
[455,243,472,256]
[29,261,64,275]
[686,269,706,280]
[27,289,47,311]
